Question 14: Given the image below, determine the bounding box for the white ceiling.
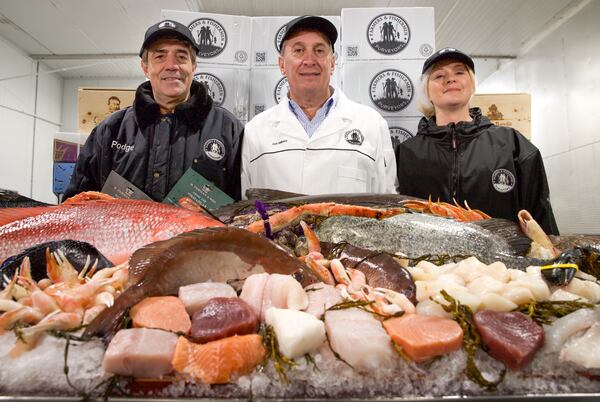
[0,0,590,79]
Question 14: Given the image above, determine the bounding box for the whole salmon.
[0,192,223,265]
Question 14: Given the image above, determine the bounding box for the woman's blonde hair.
[416,62,477,118]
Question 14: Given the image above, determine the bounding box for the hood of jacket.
[416,107,494,144]
[133,80,213,131]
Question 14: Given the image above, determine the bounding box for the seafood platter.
[1,190,600,401]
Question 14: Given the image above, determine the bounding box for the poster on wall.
[78,88,135,133]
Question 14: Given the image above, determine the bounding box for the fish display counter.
[1,192,600,401]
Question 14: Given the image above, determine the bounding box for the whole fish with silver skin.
[316,213,541,270]
[0,192,223,266]
[84,226,317,340]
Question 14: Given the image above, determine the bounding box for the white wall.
[61,77,142,133]
[0,37,63,204]
[478,1,600,235]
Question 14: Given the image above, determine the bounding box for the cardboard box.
[341,8,435,62]
[342,59,422,118]
[162,10,252,68]
[249,67,342,120]
[194,65,250,121]
[78,88,135,133]
[471,93,531,139]
[251,16,341,67]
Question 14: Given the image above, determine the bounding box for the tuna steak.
[0,192,223,265]
[190,297,259,343]
[84,227,317,340]
[473,310,545,370]
[316,214,538,269]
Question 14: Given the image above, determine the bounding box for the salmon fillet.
[130,296,191,334]
[171,334,266,384]
[383,313,463,362]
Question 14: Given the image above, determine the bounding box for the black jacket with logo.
[64,80,244,202]
[396,108,559,234]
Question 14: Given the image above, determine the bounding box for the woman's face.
[427,60,475,112]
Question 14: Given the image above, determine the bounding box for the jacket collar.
[417,107,493,140]
[134,80,213,131]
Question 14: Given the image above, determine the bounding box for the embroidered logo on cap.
[204,139,225,161]
[367,14,410,55]
[158,21,177,29]
[492,168,516,193]
[344,129,364,145]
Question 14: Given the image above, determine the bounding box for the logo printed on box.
[367,14,410,55]
[235,50,248,63]
[274,77,289,103]
[419,43,434,57]
[274,23,289,51]
[188,18,227,58]
[369,69,413,112]
[194,72,225,106]
[389,126,414,146]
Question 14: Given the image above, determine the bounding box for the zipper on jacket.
[450,124,459,201]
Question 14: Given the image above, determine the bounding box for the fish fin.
[62,191,116,204]
[245,188,306,201]
[83,298,129,342]
[0,207,53,226]
[471,218,532,255]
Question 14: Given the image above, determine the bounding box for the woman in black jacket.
[396,48,559,234]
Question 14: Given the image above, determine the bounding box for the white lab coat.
[241,89,397,198]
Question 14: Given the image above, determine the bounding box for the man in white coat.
[241,15,397,198]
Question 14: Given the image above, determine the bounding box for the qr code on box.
[254,104,265,116]
[255,52,266,63]
[346,46,359,58]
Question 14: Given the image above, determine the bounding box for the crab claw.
[374,287,416,314]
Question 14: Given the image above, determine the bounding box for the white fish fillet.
[102,328,178,378]
[178,282,237,315]
[324,308,395,372]
[560,322,600,368]
[240,273,269,318]
[545,308,599,353]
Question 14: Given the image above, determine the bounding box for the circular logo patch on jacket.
[344,129,364,145]
[369,69,413,112]
[204,139,225,161]
[367,14,410,55]
[194,72,225,106]
[491,169,516,193]
[188,18,227,58]
[273,76,289,103]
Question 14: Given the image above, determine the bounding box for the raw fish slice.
[560,322,600,368]
[324,308,395,372]
[260,273,308,320]
[239,273,269,318]
[473,310,544,370]
[102,328,178,378]
[130,296,191,334]
[190,297,259,343]
[179,282,237,315]
[171,334,266,384]
[265,307,326,359]
[303,283,342,318]
[383,313,463,362]
[544,308,599,353]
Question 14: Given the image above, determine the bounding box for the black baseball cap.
[422,47,475,74]
[278,15,338,53]
[139,19,200,57]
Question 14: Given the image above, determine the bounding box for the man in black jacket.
[64,20,243,201]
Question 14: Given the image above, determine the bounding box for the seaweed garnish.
[435,290,505,390]
[324,330,353,369]
[261,324,297,383]
[515,299,595,325]
[304,353,320,373]
[324,298,403,321]
[391,341,411,362]
[409,254,474,266]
